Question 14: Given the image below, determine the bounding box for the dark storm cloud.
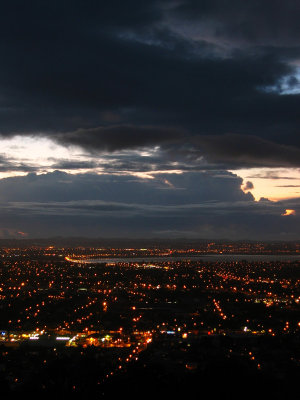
[0,171,299,239]
[0,1,299,169]
[173,134,300,168]
[49,160,99,170]
[243,181,254,191]
[0,170,253,204]
[172,0,300,47]
[55,125,183,152]
[0,154,36,173]
[54,127,300,169]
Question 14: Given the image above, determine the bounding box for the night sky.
[0,1,299,239]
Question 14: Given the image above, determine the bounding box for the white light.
[56,336,70,340]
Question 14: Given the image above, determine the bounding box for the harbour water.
[80,254,300,264]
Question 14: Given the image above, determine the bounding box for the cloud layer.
[0,2,299,238]
[0,171,298,239]
[0,1,299,168]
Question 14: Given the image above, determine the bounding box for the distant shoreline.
[72,254,300,264]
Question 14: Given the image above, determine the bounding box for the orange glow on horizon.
[281,209,296,216]
[232,167,300,201]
